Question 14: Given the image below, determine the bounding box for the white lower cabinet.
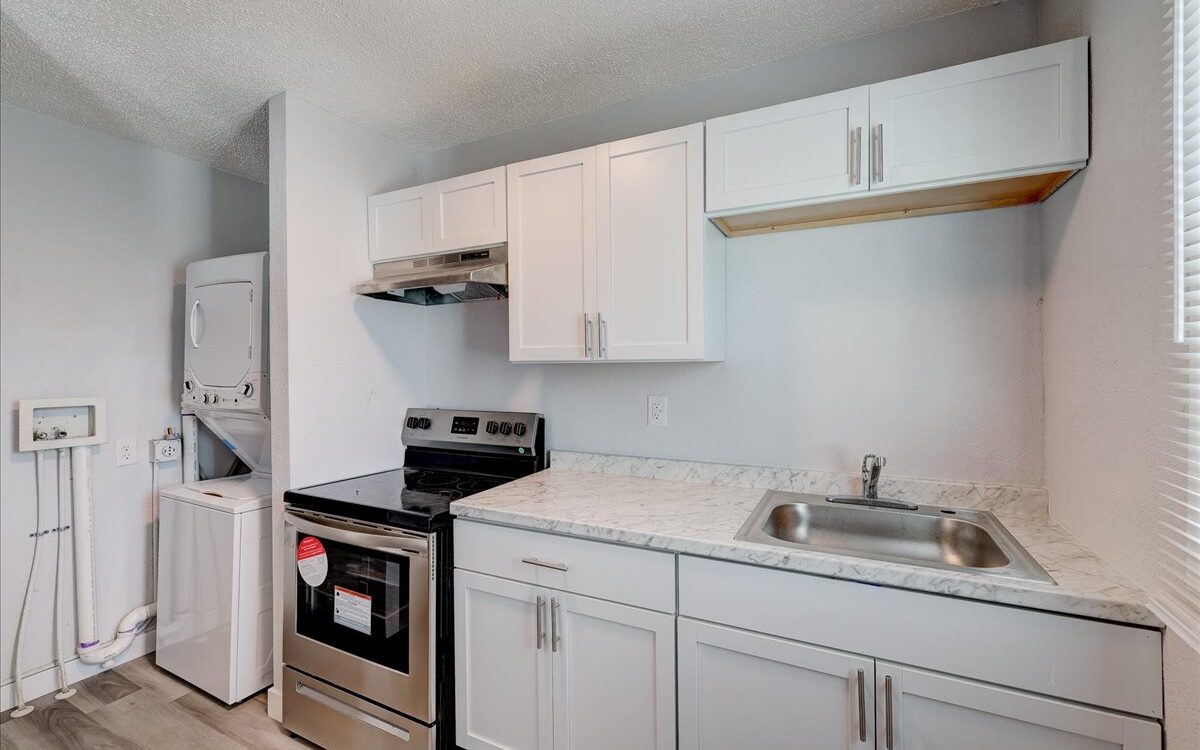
[678,618,874,750]
[456,526,1162,750]
[455,569,675,750]
[875,662,1161,750]
[455,571,553,750]
[552,593,675,750]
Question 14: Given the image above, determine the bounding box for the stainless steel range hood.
[355,247,507,305]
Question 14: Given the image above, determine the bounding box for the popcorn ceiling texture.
[0,0,994,181]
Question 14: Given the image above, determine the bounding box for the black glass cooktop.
[284,467,508,531]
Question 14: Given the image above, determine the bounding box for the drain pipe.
[70,446,155,667]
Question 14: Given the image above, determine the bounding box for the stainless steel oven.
[283,509,436,723]
[282,408,546,750]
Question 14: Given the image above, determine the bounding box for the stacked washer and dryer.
[154,252,273,704]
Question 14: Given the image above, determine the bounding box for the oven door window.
[294,534,410,674]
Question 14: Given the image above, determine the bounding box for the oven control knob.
[486,420,500,435]
[241,382,254,397]
[418,417,432,429]
[499,422,513,436]
[513,423,528,437]
[406,416,419,429]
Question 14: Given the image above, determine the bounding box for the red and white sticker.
[296,536,328,587]
[334,586,372,634]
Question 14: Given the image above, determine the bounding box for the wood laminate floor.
[0,655,316,750]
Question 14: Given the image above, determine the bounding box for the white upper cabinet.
[367,183,433,263]
[368,166,508,263]
[706,86,870,212]
[870,37,1088,192]
[597,124,719,361]
[706,37,1089,236]
[875,662,1160,750]
[507,147,597,362]
[433,166,508,252]
[508,125,724,363]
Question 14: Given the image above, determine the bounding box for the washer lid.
[160,476,271,513]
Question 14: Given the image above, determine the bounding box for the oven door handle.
[284,511,429,557]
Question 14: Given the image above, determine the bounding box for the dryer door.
[189,281,253,387]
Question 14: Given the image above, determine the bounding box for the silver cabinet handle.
[521,556,568,572]
[872,123,884,183]
[884,674,894,750]
[598,312,608,359]
[857,669,866,742]
[535,596,546,650]
[584,314,594,358]
[850,127,862,186]
[550,598,561,652]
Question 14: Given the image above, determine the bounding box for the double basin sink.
[735,490,1054,584]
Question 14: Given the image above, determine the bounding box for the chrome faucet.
[862,454,885,500]
[827,453,918,510]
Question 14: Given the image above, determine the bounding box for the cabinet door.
[433,166,507,252]
[597,123,706,361]
[368,184,433,262]
[706,86,870,212]
[188,281,253,388]
[869,37,1088,191]
[875,662,1161,750]
[455,571,553,750]
[678,618,874,750]
[507,148,597,362]
[551,593,675,750]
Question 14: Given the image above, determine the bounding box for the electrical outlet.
[647,395,668,427]
[151,438,182,463]
[115,438,137,466]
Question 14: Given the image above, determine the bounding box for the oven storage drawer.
[454,519,675,612]
[283,667,433,750]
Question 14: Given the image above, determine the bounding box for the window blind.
[1158,0,1200,651]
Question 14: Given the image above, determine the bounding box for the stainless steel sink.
[735,490,1054,584]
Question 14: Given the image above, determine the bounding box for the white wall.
[420,0,1045,486]
[428,207,1044,485]
[267,93,428,712]
[1038,1,1200,747]
[0,102,267,703]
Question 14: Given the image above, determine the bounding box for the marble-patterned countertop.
[450,466,1160,628]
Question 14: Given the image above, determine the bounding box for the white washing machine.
[155,476,272,703]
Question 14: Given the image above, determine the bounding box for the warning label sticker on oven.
[334,586,372,635]
[296,536,328,587]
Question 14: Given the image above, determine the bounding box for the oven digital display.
[451,416,479,435]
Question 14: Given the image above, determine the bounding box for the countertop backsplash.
[549,450,1050,521]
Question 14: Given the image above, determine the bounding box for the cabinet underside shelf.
[709,169,1077,237]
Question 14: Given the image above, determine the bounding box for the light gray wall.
[0,102,267,697]
[427,207,1044,484]
[267,93,428,709]
[425,0,1040,181]
[420,0,1046,486]
[1039,1,1200,747]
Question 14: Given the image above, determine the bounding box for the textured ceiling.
[1,0,996,182]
